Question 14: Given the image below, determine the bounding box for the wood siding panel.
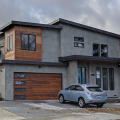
[14,73,62,100]
[5,26,42,62]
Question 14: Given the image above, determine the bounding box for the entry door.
[78,67,86,84]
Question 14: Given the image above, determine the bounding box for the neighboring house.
[0,18,120,100]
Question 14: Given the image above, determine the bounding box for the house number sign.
[15,74,26,78]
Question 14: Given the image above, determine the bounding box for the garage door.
[14,73,62,100]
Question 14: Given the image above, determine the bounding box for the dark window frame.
[7,34,13,52]
[21,34,36,51]
[93,44,100,57]
[103,68,108,90]
[101,44,108,57]
[96,67,101,87]
[74,37,84,48]
[109,68,114,90]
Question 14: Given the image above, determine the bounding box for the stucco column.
[67,61,77,87]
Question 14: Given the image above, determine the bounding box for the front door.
[78,67,86,84]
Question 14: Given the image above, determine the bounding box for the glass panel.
[14,95,26,99]
[15,88,26,92]
[74,37,84,42]
[87,87,103,92]
[78,67,86,84]
[93,44,100,56]
[103,68,108,90]
[96,67,101,87]
[109,68,114,90]
[74,42,84,48]
[101,45,108,57]
[75,85,84,91]
[10,35,13,51]
[21,34,28,50]
[15,74,26,78]
[29,35,36,51]
[7,36,10,51]
[15,81,26,85]
[82,68,86,84]
[67,85,75,90]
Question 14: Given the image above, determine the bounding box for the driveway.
[0,100,120,120]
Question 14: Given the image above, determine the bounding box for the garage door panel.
[14,73,62,100]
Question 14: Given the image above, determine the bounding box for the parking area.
[0,100,120,120]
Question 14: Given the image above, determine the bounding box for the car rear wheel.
[97,103,104,108]
[78,98,85,108]
[59,95,65,104]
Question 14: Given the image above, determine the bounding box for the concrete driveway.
[0,100,120,120]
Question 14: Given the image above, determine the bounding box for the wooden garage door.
[14,73,62,100]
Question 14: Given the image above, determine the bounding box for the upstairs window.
[93,44,108,57]
[7,34,13,52]
[74,37,84,48]
[93,44,100,57]
[101,44,108,57]
[21,34,36,51]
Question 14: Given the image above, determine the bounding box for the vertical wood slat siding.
[14,73,62,100]
[5,26,42,62]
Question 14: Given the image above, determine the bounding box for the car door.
[70,85,84,102]
[64,85,76,101]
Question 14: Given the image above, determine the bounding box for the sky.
[0,0,120,34]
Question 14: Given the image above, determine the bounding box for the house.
[0,18,120,100]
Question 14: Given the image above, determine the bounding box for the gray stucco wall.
[59,23,120,58]
[5,64,67,100]
[0,65,5,99]
[41,29,60,62]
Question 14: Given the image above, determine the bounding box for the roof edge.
[50,18,120,38]
[0,59,68,67]
[0,20,62,32]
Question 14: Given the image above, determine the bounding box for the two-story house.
[0,18,120,100]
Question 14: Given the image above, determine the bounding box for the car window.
[87,87,103,92]
[74,85,84,91]
[67,85,75,90]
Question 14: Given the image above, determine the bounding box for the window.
[103,68,108,90]
[15,88,26,92]
[74,37,84,48]
[87,87,103,92]
[7,34,13,52]
[21,34,36,51]
[101,45,108,57]
[96,67,101,87]
[14,95,26,99]
[78,67,86,84]
[15,81,26,85]
[93,44,100,56]
[109,68,114,90]
[67,85,76,90]
[93,44,108,57]
[74,85,84,91]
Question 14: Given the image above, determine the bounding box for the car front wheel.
[59,95,65,104]
[78,98,85,108]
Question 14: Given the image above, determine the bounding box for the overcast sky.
[0,0,120,34]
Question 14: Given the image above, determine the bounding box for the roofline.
[0,20,63,32]
[59,55,120,63]
[50,18,120,38]
[0,59,68,67]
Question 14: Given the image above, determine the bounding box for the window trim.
[7,34,13,52]
[101,44,108,57]
[74,37,84,48]
[96,67,101,87]
[21,33,36,51]
[109,68,114,90]
[103,68,108,90]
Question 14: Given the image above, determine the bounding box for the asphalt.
[0,100,120,120]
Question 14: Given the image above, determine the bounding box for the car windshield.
[87,87,103,92]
